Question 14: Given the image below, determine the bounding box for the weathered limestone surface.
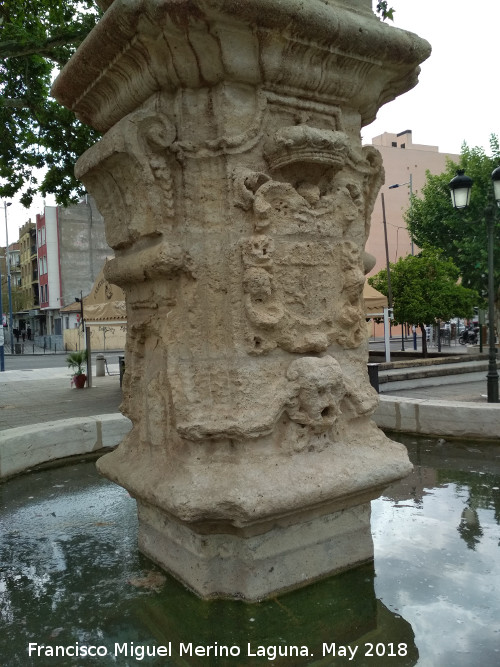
[52,0,430,599]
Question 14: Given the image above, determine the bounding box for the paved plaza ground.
[0,366,123,430]
[0,349,497,434]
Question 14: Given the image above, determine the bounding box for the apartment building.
[0,242,21,321]
[36,196,112,337]
[16,220,40,333]
[365,130,459,276]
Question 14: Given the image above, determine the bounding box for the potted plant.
[67,349,88,388]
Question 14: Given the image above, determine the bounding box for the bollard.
[96,353,106,377]
[367,363,380,393]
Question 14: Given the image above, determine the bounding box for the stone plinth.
[52,0,430,600]
[138,500,374,601]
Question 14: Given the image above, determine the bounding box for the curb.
[378,370,489,393]
[2,395,499,482]
[374,395,500,442]
[0,413,132,480]
[372,353,486,370]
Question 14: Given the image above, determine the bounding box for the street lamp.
[388,173,414,255]
[449,168,498,403]
[449,169,473,209]
[380,192,394,362]
[75,291,84,330]
[387,176,415,350]
[492,166,500,203]
[380,192,393,310]
[2,201,14,352]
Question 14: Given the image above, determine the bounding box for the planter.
[73,373,87,389]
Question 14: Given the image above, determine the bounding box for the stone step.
[378,360,492,385]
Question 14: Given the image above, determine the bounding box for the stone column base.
[137,500,373,601]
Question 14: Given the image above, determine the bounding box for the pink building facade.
[365,130,459,277]
[36,207,61,334]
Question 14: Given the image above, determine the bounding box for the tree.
[0,1,102,206]
[369,248,478,356]
[405,136,500,334]
[1,1,393,207]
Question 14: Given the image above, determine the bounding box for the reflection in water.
[458,506,483,550]
[372,434,500,667]
[0,435,499,666]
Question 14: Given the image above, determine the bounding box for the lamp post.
[449,168,499,403]
[75,291,90,384]
[380,193,393,310]
[388,175,414,350]
[388,173,414,255]
[2,201,14,352]
[75,291,85,357]
[380,192,394,362]
[75,291,84,330]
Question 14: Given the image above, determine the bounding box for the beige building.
[0,242,22,322]
[365,130,459,277]
[18,220,39,313]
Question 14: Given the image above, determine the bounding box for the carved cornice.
[52,0,430,132]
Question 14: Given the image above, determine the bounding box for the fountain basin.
[2,434,500,665]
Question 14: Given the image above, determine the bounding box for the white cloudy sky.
[364,0,500,153]
[3,0,500,245]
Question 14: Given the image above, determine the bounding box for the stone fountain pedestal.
[52,0,430,600]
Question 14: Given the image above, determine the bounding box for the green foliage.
[369,248,478,328]
[405,136,500,301]
[0,1,102,206]
[66,348,88,375]
[375,2,395,21]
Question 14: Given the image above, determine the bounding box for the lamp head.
[449,169,473,209]
[491,166,500,207]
